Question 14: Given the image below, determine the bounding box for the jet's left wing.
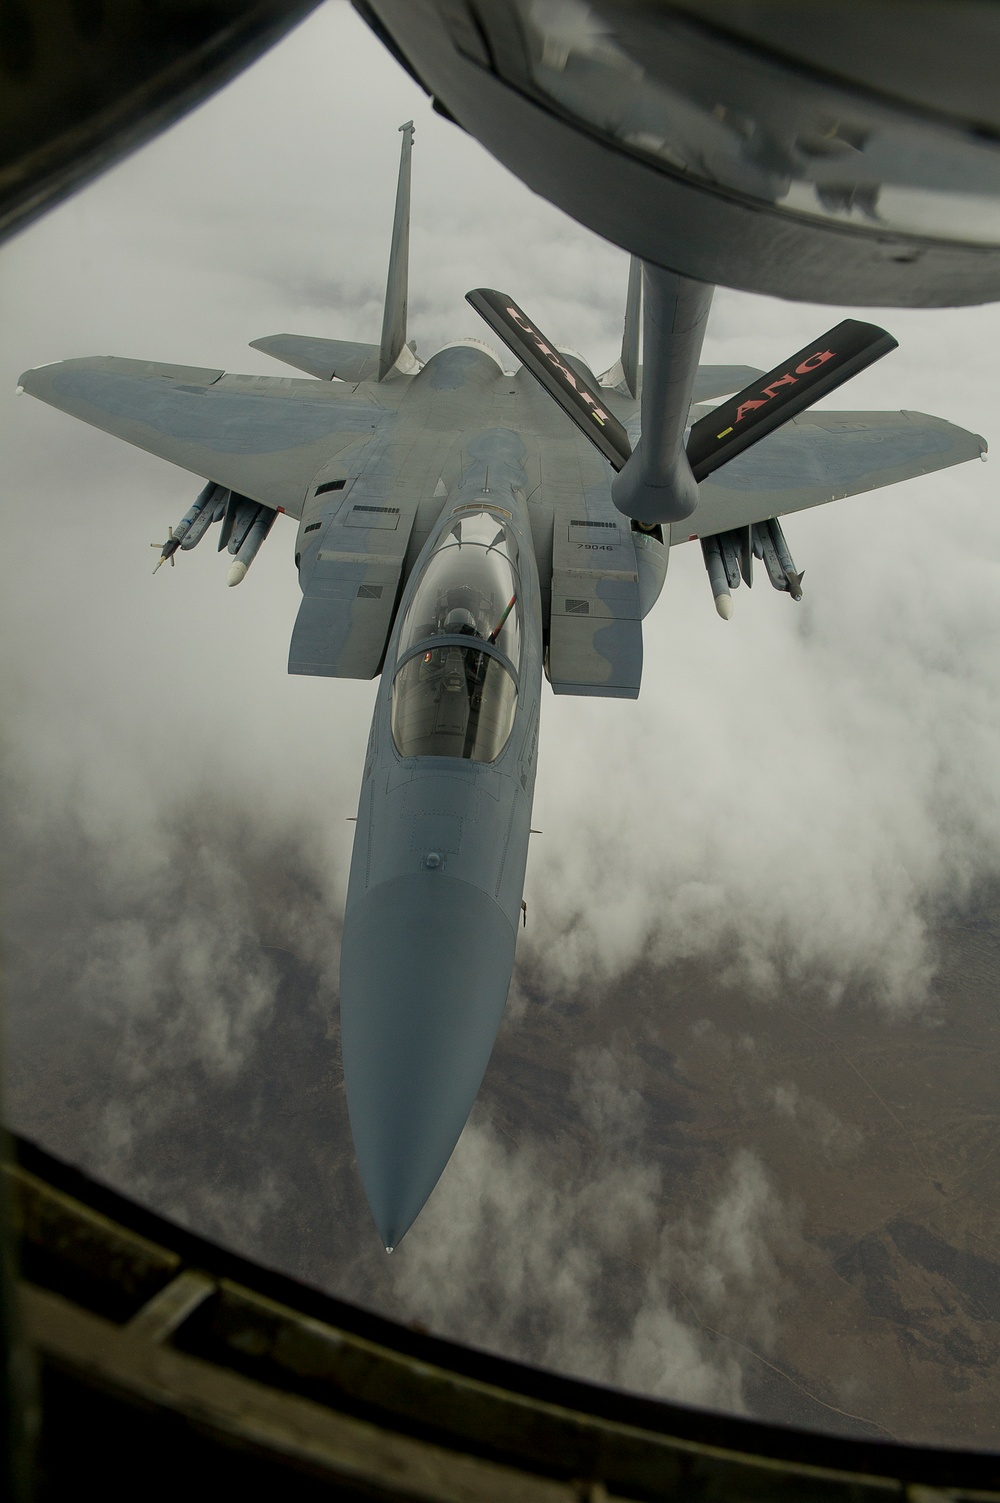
[18,357,394,519]
[678,409,986,542]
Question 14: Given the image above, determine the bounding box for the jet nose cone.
[339,873,517,1248]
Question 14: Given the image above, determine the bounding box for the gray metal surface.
[692,367,766,405]
[620,254,642,399]
[379,121,415,380]
[341,430,543,1245]
[18,358,391,518]
[680,410,986,541]
[249,335,381,382]
[359,0,1000,307]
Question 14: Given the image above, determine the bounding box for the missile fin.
[717,531,742,589]
[766,518,803,599]
[739,524,753,587]
[756,524,788,591]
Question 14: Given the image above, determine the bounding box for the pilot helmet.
[444,607,478,635]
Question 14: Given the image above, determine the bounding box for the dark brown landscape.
[5,788,1000,1451]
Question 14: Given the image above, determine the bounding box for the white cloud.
[389,1056,799,1412]
[769,1082,864,1160]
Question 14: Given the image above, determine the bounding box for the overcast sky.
[4,1,1000,1421]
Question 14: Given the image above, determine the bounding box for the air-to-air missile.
[701,535,735,620]
[701,515,804,618]
[152,485,276,586]
[219,494,277,587]
[20,124,987,1249]
[151,480,227,571]
[227,510,276,586]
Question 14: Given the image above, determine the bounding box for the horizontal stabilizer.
[250,335,380,383]
[693,366,765,404]
[687,320,898,483]
[467,288,632,470]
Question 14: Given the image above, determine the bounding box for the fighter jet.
[18,124,986,1249]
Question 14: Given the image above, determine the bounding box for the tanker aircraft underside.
[19,124,987,1248]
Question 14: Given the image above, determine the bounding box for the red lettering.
[761,372,797,399]
[578,391,609,421]
[796,349,835,374]
[552,359,579,389]
[735,398,766,423]
[505,305,612,421]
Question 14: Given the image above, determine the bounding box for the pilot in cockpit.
[443,606,481,638]
[416,598,484,696]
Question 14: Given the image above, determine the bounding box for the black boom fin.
[467,287,632,470]
[687,319,898,481]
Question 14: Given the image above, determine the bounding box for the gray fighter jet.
[19,125,986,1249]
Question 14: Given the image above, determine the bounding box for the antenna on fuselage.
[378,121,414,381]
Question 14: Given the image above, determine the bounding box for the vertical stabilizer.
[621,254,641,398]
[378,121,414,381]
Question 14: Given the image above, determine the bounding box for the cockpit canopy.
[397,510,521,665]
[391,510,521,762]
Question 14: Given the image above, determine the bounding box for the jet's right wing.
[679,408,986,542]
[19,356,394,519]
